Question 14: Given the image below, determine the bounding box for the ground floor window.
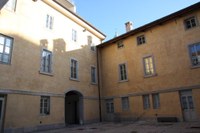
[106,99,114,113]
[152,93,160,109]
[40,96,50,115]
[143,95,150,109]
[121,97,129,111]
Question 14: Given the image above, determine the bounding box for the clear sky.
[74,0,200,41]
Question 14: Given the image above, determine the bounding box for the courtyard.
[35,121,200,133]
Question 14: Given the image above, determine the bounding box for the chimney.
[125,21,133,32]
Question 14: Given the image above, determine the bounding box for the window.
[4,0,17,11]
[152,93,160,109]
[40,96,50,115]
[184,16,198,29]
[117,41,124,48]
[143,56,156,76]
[121,97,129,111]
[119,63,127,81]
[40,49,52,74]
[106,99,114,113]
[91,66,97,84]
[70,58,78,80]
[0,34,13,64]
[137,35,146,45]
[189,43,200,67]
[143,95,150,109]
[46,14,54,30]
[72,29,77,42]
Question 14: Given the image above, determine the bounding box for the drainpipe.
[96,45,102,122]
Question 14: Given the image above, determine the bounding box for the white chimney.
[125,21,133,32]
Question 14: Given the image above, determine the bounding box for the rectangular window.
[137,35,146,45]
[46,14,54,30]
[117,41,124,48]
[143,95,150,109]
[106,99,114,113]
[121,97,129,111]
[189,43,200,67]
[0,34,13,64]
[119,63,127,81]
[91,66,97,84]
[72,29,77,42]
[184,16,198,29]
[40,49,52,74]
[40,96,50,115]
[143,56,156,76]
[70,58,78,79]
[4,0,17,11]
[152,93,160,109]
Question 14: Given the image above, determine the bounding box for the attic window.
[117,41,124,48]
[184,16,198,30]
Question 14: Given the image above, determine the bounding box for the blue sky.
[74,0,200,41]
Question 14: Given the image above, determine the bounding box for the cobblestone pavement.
[34,121,200,133]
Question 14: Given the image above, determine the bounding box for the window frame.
[0,34,13,65]
[188,42,200,68]
[117,40,124,49]
[143,55,157,77]
[137,35,146,45]
[46,14,54,30]
[118,63,128,82]
[72,29,77,42]
[91,65,97,84]
[152,93,160,109]
[40,96,50,116]
[40,49,53,75]
[143,94,150,110]
[70,58,79,80]
[184,16,198,30]
[121,97,130,111]
[106,99,114,114]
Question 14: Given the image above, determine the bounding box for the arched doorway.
[65,91,83,125]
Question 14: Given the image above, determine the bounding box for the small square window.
[117,41,124,48]
[184,16,198,29]
[137,35,146,45]
[189,43,200,67]
[40,96,50,115]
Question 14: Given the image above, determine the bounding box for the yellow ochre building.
[0,0,200,132]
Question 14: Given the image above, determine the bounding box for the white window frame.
[119,63,128,81]
[0,34,13,64]
[152,93,160,109]
[72,29,77,42]
[143,94,150,109]
[40,49,53,74]
[46,14,54,30]
[121,97,129,111]
[106,99,114,113]
[4,0,17,11]
[184,16,198,30]
[70,58,78,80]
[189,42,200,67]
[91,65,97,84]
[143,55,156,77]
[137,35,146,45]
[40,96,50,115]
